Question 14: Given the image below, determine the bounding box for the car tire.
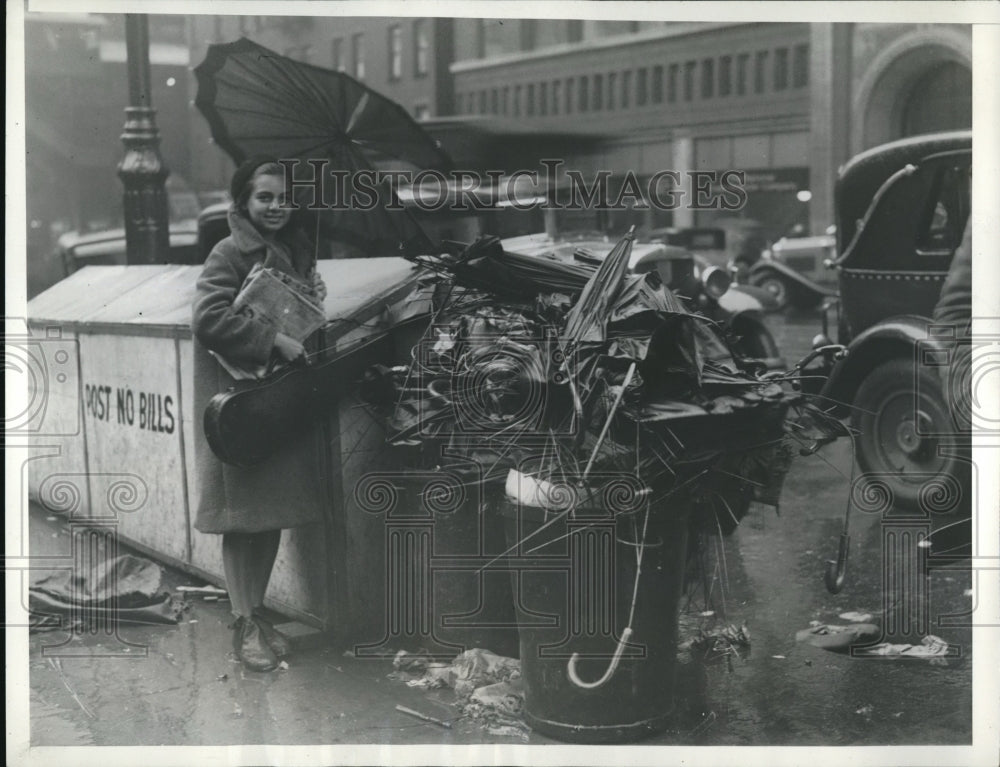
[752,272,791,310]
[851,358,966,513]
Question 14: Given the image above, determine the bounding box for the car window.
[916,161,970,254]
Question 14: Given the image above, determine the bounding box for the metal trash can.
[499,485,691,743]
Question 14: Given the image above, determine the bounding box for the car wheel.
[851,358,964,512]
[753,273,790,310]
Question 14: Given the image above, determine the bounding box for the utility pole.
[118,14,170,265]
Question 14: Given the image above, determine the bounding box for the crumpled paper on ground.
[29,553,184,631]
[853,634,950,664]
[388,648,527,737]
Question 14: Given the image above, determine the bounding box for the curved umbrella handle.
[567,627,633,690]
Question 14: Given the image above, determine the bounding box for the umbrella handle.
[567,627,633,690]
[824,533,850,594]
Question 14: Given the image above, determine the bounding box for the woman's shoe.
[253,611,292,658]
[231,616,278,672]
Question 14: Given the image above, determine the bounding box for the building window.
[652,65,663,103]
[479,90,487,114]
[608,72,617,109]
[352,33,365,80]
[579,75,589,112]
[667,64,678,103]
[540,81,548,115]
[514,84,522,116]
[592,74,603,110]
[527,83,536,115]
[414,20,429,76]
[793,43,809,87]
[774,47,788,91]
[736,53,749,95]
[719,55,732,96]
[502,86,510,115]
[552,80,561,115]
[388,26,403,80]
[622,70,632,108]
[637,68,648,106]
[332,38,346,71]
[565,77,574,113]
[683,61,695,101]
[414,104,429,121]
[701,58,714,98]
[754,50,769,93]
[491,88,499,114]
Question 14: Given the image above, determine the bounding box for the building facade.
[447,20,972,239]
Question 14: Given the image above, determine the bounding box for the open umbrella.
[194,37,451,257]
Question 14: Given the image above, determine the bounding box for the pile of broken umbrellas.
[360,230,842,734]
[368,229,814,534]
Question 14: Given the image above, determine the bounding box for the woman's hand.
[311,272,328,302]
[274,332,306,362]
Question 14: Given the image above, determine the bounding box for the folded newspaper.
[212,263,327,380]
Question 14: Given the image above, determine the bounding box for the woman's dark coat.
[191,207,325,534]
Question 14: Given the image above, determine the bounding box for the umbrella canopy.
[194,38,450,257]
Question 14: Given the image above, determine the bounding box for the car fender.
[819,314,948,413]
[718,285,777,315]
[750,260,835,297]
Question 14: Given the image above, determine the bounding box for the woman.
[192,157,327,672]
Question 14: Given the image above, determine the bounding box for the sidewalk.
[25,506,553,747]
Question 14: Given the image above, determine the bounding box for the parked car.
[55,221,201,275]
[649,225,782,312]
[501,232,785,371]
[808,130,972,511]
[750,232,839,310]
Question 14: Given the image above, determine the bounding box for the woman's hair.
[232,159,288,211]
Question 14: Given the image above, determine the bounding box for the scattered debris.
[216,674,228,682]
[855,704,874,717]
[29,553,183,630]
[771,655,786,659]
[387,648,525,736]
[853,635,950,664]
[278,661,290,671]
[690,710,717,736]
[176,585,228,596]
[963,589,973,597]
[687,623,751,666]
[795,623,881,653]
[395,704,452,729]
[839,611,874,623]
[232,702,243,718]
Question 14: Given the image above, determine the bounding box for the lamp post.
[118,13,170,265]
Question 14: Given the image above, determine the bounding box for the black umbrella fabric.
[195,38,449,256]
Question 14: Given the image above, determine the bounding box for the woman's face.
[245,173,291,234]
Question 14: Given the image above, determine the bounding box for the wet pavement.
[25,309,974,749]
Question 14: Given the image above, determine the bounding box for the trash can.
[350,468,520,659]
[499,482,691,743]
